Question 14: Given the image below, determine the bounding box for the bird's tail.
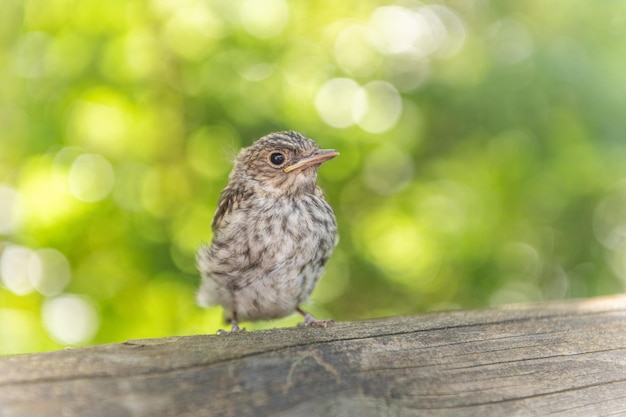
[196,280,218,307]
[196,244,218,307]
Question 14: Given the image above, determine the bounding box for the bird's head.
[232,131,338,195]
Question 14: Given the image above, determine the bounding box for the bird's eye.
[269,152,286,166]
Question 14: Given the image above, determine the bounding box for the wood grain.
[1,295,626,417]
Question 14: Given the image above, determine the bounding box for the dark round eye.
[269,152,285,166]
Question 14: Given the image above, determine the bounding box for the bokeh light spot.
[69,153,115,202]
[353,81,403,133]
[42,294,100,345]
[68,93,131,158]
[366,4,466,82]
[369,6,424,55]
[383,54,430,92]
[315,79,403,133]
[239,62,275,81]
[240,0,289,39]
[0,185,22,235]
[19,156,82,227]
[427,5,466,58]
[163,2,224,60]
[0,245,35,296]
[0,246,72,297]
[314,78,361,128]
[29,248,72,297]
[368,5,448,58]
[334,25,382,78]
[593,182,626,251]
[356,209,439,289]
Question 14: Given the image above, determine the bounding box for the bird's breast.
[252,194,337,259]
[202,192,338,320]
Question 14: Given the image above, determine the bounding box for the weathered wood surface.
[1,295,626,417]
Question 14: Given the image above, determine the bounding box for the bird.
[196,131,339,333]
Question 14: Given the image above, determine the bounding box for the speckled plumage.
[196,131,339,332]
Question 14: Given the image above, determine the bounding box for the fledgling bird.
[196,131,339,333]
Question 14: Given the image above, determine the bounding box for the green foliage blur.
[2,0,626,354]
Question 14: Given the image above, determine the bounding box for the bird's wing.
[211,186,250,232]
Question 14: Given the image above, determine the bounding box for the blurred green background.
[2,0,626,355]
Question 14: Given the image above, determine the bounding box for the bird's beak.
[284,149,339,173]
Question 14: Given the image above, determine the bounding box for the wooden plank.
[1,295,626,417]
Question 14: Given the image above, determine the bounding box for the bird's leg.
[297,307,334,327]
[217,311,246,335]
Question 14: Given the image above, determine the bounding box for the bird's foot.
[299,314,334,328]
[216,327,246,335]
[297,307,334,328]
[216,322,246,335]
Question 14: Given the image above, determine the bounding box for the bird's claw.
[299,314,334,328]
[216,325,246,335]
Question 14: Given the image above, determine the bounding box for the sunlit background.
[2,0,626,354]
